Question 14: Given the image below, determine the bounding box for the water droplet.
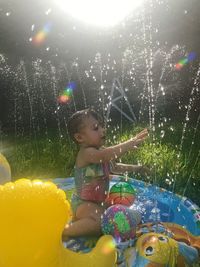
[165,178,172,185]
[45,8,52,15]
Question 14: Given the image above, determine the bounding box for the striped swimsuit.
[71,162,111,214]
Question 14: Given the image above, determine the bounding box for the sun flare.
[56,0,144,27]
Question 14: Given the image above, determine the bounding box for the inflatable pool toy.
[101,204,138,242]
[0,153,11,184]
[137,222,200,250]
[106,181,136,206]
[133,232,199,267]
[0,179,116,267]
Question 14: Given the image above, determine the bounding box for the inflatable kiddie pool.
[52,175,200,236]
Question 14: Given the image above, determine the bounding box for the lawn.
[1,123,200,205]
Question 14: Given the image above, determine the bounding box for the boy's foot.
[64,236,98,253]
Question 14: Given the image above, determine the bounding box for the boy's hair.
[67,108,103,143]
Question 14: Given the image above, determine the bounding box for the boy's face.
[75,115,105,148]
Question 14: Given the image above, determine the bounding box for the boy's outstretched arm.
[110,161,151,176]
[82,128,148,164]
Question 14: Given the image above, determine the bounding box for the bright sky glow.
[56,0,144,27]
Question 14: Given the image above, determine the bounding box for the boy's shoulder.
[76,147,98,167]
[80,146,100,155]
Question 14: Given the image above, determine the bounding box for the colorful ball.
[106,182,136,206]
[101,204,137,242]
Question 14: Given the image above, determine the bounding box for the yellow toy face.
[136,233,178,265]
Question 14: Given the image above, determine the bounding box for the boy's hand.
[138,165,151,176]
[132,128,148,147]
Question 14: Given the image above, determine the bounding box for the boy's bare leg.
[62,202,105,240]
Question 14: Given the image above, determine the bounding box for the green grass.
[1,133,77,179]
[1,123,200,204]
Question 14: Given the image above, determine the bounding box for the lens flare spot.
[57,82,77,104]
[102,239,116,254]
[175,52,197,70]
[32,22,52,45]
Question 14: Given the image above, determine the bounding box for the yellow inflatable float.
[0,153,11,184]
[0,179,117,267]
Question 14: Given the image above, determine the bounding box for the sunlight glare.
[56,0,144,27]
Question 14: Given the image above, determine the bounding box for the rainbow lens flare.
[57,82,76,104]
[102,239,116,255]
[33,22,52,45]
[175,52,196,70]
